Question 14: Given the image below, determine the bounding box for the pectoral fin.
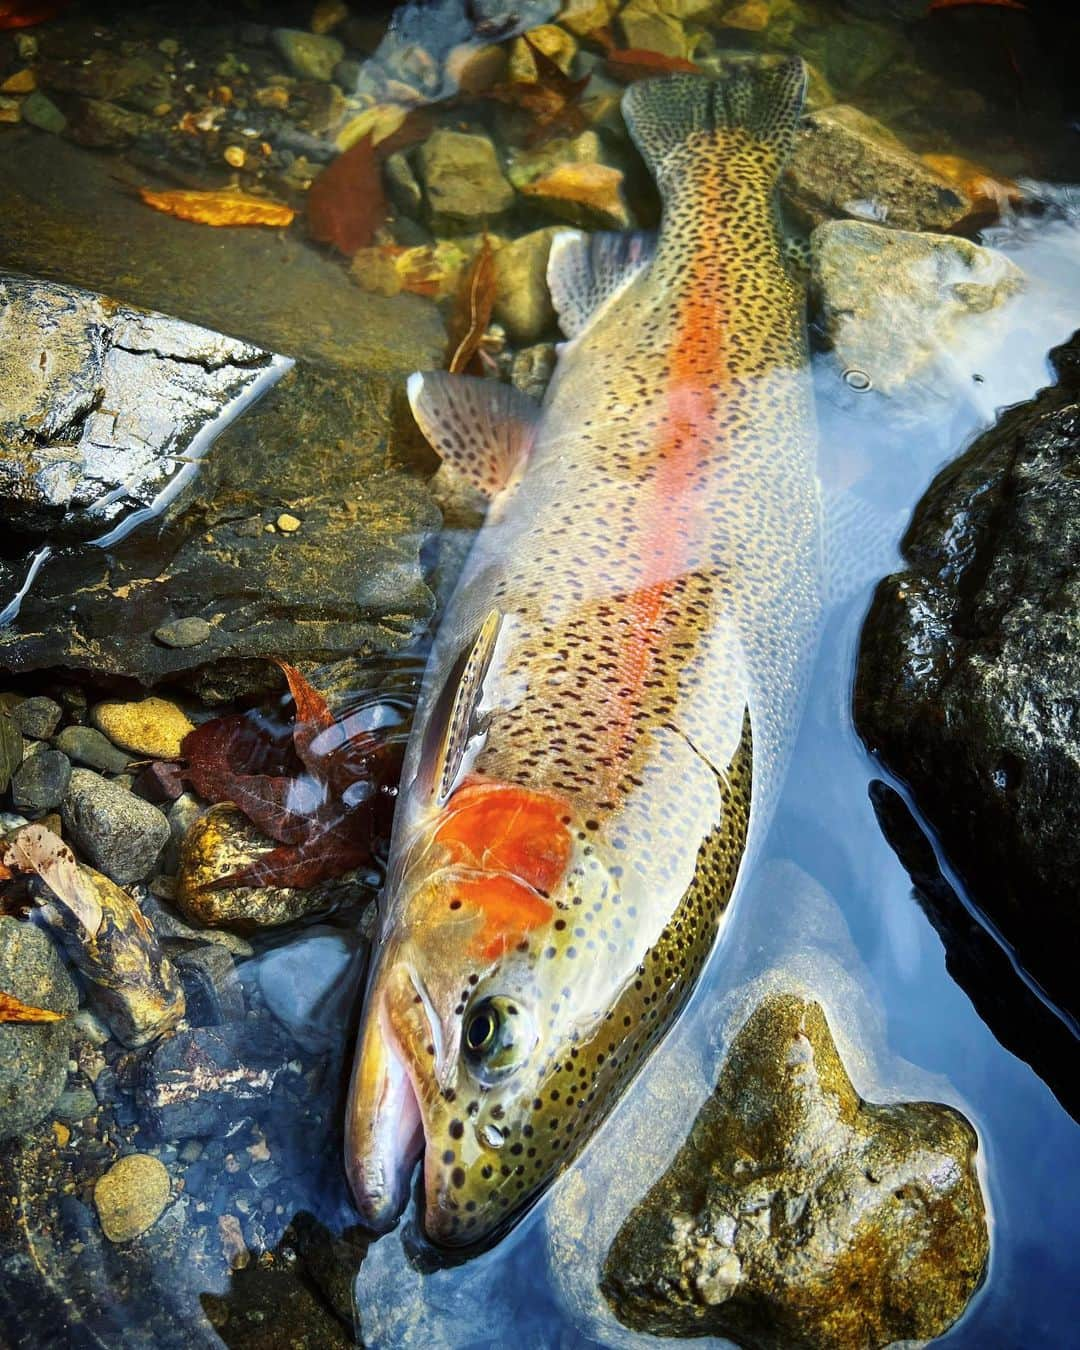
[407,372,539,499]
[419,609,502,807]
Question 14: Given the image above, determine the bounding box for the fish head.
[346,779,630,1248]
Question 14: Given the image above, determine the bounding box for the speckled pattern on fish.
[346,57,822,1249]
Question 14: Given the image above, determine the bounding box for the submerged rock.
[11,747,71,814]
[0,916,78,1142]
[175,804,365,932]
[11,696,62,740]
[62,768,170,885]
[93,1153,171,1243]
[418,128,516,231]
[54,726,131,775]
[493,227,561,343]
[602,993,989,1348]
[855,331,1080,1023]
[0,714,22,793]
[271,29,344,82]
[91,697,194,761]
[254,928,366,1052]
[137,1025,283,1138]
[811,220,1024,397]
[784,104,971,233]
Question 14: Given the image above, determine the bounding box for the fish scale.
[346,57,822,1250]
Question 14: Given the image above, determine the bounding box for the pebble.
[93,1153,171,1243]
[20,91,66,135]
[12,749,72,813]
[55,726,132,775]
[276,513,301,533]
[54,1086,99,1122]
[91,697,195,760]
[52,1120,71,1146]
[11,696,62,740]
[62,768,170,885]
[271,28,344,82]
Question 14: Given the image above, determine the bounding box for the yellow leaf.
[335,103,408,153]
[138,188,295,228]
[0,990,67,1023]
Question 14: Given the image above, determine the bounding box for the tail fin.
[622,58,807,191]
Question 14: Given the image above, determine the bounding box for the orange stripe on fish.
[434,780,571,896]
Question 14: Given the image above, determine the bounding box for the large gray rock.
[62,768,170,885]
[784,104,972,233]
[0,271,291,547]
[0,132,444,697]
[602,993,989,1349]
[855,330,1080,1023]
[0,916,79,1142]
[811,220,1025,398]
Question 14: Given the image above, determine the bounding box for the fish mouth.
[345,992,425,1233]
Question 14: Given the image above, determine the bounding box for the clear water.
[1,2,1078,1347]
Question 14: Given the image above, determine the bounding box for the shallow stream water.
[1,2,1078,1347]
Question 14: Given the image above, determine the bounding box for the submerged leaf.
[307,132,387,256]
[488,34,591,144]
[4,824,103,936]
[604,48,703,82]
[0,990,67,1023]
[447,235,498,375]
[138,188,295,228]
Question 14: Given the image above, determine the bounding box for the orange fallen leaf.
[488,35,592,145]
[138,188,295,228]
[0,990,67,1023]
[447,236,497,376]
[604,48,703,82]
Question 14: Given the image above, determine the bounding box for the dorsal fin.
[547,229,656,339]
[407,372,539,499]
[421,610,502,806]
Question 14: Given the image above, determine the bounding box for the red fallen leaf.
[928,0,1025,9]
[604,48,703,82]
[447,235,497,376]
[182,661,402,890]
[307,132,387,257]
[0,0,69,29]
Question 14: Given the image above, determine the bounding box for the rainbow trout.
[346,59,820,1248]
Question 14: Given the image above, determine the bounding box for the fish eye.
[462,997,535,1085]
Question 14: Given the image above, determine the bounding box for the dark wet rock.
[175,804,370,932]
[418,128,515,232]
[137,1025,283,1138]
[784,104,971,233]
[603,993,989,1349]
[93,1152,172,1243]
[53,1085,99,1122]
[869,780,1080,1123]
[11,695,62,740]
[201,1252,354,1350]
[173,944,244,1027]
[65,98,155,150]
[511,343,557,402]
[0,271,290,545]
[62,768,170,885]
[38,49,170,112]
[162,792,204,874]
[811,220,1024,399]
[131,760,185,806]
[254,928,365,1052]
[54,726,132,775]
[140,888,253,959]
[291,1211,369,1332]
[855,331,1080,1022]
[11,747,71,814]
[153,616,212,649]
[0,713,24,793]
[271,29,345,82]
[0,916,78,1142]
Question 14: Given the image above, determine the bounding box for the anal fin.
[407,372,539,500]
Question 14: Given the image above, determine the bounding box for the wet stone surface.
[602,993,989,1349]
[856,330,1080,1024]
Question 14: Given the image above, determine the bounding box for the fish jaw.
[344,971,425,1232]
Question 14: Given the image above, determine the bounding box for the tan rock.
[94,1153,170,1243]
[493,227,562,344]
[618,1,693,59]
[91,697,194,760]
[559,0,621,37]
[521,163,630,231]
[720,0,770,31]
